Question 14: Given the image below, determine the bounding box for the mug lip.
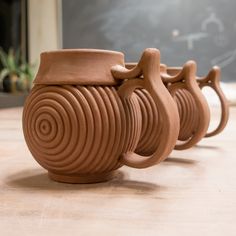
[40,48,124,57]
[34,48,125,86]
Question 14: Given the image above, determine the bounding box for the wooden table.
[0,107,235,236]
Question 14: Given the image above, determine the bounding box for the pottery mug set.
[22,48,229,183]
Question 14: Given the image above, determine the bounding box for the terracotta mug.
[160,62,211,150]
[126,61,210,152]
[162,65,229,138]
[126,60,229,154]
[22,48,179,183]
[197,66,229,137]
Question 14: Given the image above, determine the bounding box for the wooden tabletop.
[0,106,235,236]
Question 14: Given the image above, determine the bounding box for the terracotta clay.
[126,60,229,151]
[197,67,229,137]
[161,62,210,150]
[163,65,229,138]
[23,48,179,184]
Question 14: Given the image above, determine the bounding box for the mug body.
[23,49,142,183]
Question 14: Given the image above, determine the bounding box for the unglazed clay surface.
[23,48,179,183]
[164,64,229,140]
[23,48,228,184]
[126,60,229,152]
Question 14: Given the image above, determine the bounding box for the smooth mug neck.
[34,49,125,85]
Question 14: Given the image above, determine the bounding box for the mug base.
[48,171,116,184]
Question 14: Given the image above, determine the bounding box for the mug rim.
[40,48,124,57]
[34,48,125,85]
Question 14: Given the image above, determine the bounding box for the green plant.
[0,47,20,82]
[0,47,35,92]
[18,60,35,91]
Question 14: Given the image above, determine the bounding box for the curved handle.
[198,66,229,137]
[161,61,210,150]
[111,48,179,168]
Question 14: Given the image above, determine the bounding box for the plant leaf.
[0,48,9,68]
[7,48,16,72]
[0,68,9,81]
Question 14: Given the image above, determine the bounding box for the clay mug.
[126,60,210,153]
[126,60,229,153]
[163,65,229,138]
[22,48,179,183]
[160,62,211,150]
[197,67,229,137]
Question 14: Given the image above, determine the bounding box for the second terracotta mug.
[22,48,180,183]
[126,58,229,153]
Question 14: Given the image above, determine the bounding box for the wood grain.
[0,106,235,236]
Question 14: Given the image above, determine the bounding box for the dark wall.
[0,0,28,59]
[62,0,236,82]
[0,0,21,51]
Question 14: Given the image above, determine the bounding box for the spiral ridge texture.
[23,85,142,176]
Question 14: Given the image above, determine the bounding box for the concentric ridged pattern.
[135,88,199,154]
[23,85,142,175]
[134,89,162,155]
[174,89,199,141]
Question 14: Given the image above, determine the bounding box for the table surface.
[0,106,235,236]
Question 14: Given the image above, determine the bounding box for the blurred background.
[0,0,235,108]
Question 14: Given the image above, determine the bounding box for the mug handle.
[198,66,229,137]
[111,48,180,168]
[161,61,210,150]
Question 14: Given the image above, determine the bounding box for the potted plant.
[0,48,34,93]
